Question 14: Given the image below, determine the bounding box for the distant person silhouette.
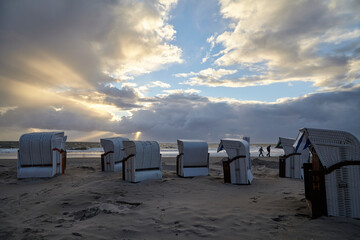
[259,147,264,157]
[266,145,271,157]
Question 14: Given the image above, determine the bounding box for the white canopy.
[218,138,253,184]
[296,128,360,218]
[177,139,209,177]
[277,136,309,179]
[100,137,129,172]
[101,137,129,154]
[19,132,65,167]
[278,137,296,156]
[122,140,162,182]
[294,128,360,168]
[18,132,66,178]
[218,138,250,160]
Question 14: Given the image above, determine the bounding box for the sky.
[0,0,360,143]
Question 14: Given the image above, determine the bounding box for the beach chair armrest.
[52,148,67,173]
[284,152,301,159]
[176,153,184,161]
[323,160,360,174]
[121,154,135,163]
[101,151,114,158]
[227,155,247,163]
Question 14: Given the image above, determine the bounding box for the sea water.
[0,143,283,159]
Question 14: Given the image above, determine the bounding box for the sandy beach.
[1,156,359,239]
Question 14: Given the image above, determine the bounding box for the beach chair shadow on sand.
[122,140,162,183]
[276,137,310,179]
[218,138,253,185]
[176,139,209,178]
[296,128,360,218]
[17,132,67,179]
[100,137,129,172]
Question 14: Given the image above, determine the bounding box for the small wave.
[0,148,19,153]
[67,147,104,152]
[0,145,283,159]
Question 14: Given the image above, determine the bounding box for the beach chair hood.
[176,139,209,177]
[101,137,129,156]
[177,139,208,167]
[18,132,66,178]
[277,136,309,179]
[294,128,360,168]
[218,138,253,184]
[122,140,162,182]
[277,137,296,156]
[218,138,250,160]
[100,137,129,172]
[297,128,360,218]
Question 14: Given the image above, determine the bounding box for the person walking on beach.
[259,147,264,157]
[266,145,271,157]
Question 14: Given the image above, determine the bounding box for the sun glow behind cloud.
[71,131,120,142]
[134,131,142,140]
[86,103,132,121]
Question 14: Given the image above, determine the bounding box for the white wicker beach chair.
[176,139,209,177]
[17,132,67,178]
[277,137,310,179]
[297,128,360,218]
[218,138,253,184]
[100,137,129,172]
[122,140,162,183]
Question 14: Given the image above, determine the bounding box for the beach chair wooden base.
[304,169,327,218]
[279,156,285,178]
[222,156,252,184]
[304,161,360,218]
[222,160,231,183]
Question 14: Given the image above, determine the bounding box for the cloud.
[201,34,218,64]
[114,86,360,142]
[175,68,238,86]
[147,81,171,88]
[0,105,117,133]
[160,88,202,96]
[180,0,360,89]
[1,83,359,142]
[0,0,183,139]
[1,0,182,83]
[1,0,359,143]
[97,85,142,109]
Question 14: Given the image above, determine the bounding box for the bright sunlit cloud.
[172,0,360,90]
[0,106,18,116]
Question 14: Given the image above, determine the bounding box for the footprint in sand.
[283,196,295,200]
[272,215,286,222]
[72,232,82,237]
[250,196,260,203]
[78,166,96,172]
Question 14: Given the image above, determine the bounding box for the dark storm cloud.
[116,87,360,142]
